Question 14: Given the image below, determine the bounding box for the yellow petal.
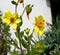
[34,26,39,33]
[10,23,17,30]
[2,18,10,24]
[4,10,12,18]
[12,13,18,18]
[34,16,37,21]
[32,22,36,25]
[38,30,44,36]
[16,19,21,23]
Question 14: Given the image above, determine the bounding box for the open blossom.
[1,10,21,29]
[33,15,45,36]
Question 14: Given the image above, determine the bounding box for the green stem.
[17,25,24,55]
[27,41,30,54]
[21,7,26,17]
[38,35,41,41]
[31,39,35,44]
[15,5,18,13]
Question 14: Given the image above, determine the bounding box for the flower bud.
[24,28,30,35]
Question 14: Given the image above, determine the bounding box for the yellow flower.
[24,28,30,35]
[33,15,45,36]
[1,10,21,29]
[35,42,41,49]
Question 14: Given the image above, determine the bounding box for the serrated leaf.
[11,1,18,5]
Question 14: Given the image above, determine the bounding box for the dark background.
[50,0,60,24]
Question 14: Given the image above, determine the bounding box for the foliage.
[0,11,10,55]
[0,0,60,55]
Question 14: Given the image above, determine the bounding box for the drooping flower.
[26,4,33,19]
[33,15,45,36]
[1,10,21,29]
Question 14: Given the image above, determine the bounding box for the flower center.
[10,18,15,23]
[36,21,43,28]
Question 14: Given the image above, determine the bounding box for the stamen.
[10,18,14,23]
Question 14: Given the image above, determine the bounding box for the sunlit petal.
[12,13,18,18]
[32,22,36,25]
[15,19,21,23]
[4,10,12,18]
[2,18,10,24]
[38,30,44,37]
[10,23,17,30]
[34,26,39,33]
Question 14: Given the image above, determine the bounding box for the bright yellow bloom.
[33,15,45,36]
[1,10,21,29]
[24,28,30,35]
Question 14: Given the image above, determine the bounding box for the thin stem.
[31,39,35,44]
[38,35,41,41]
[15,1,24,55]
[15,5,17,13]
[27,40,30,54]
[17,25,24,55]
[21,7,25,17]
[27,43,30,54]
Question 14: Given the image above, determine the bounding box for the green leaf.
[24,35,28,41]
[28,34,32,41]
[3,25,10,35]
[20,31,24,38]
[19,16,23,26]
[21,39,28,48]
[15,32,18,38]
[15,31,24,40]
[11,1,18,5]
[10,52,18,55]
[4,25,10,31]
[3,38,12,45]
[13,39,18,48]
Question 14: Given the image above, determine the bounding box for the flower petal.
[12,13,18,18]
[2,18,10,24]
[16,19,21,23]
[34,26,39,33]
[38,30,44,36]
[4,10,12,18]
[10,23,17,30]
[32,22,36,25]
